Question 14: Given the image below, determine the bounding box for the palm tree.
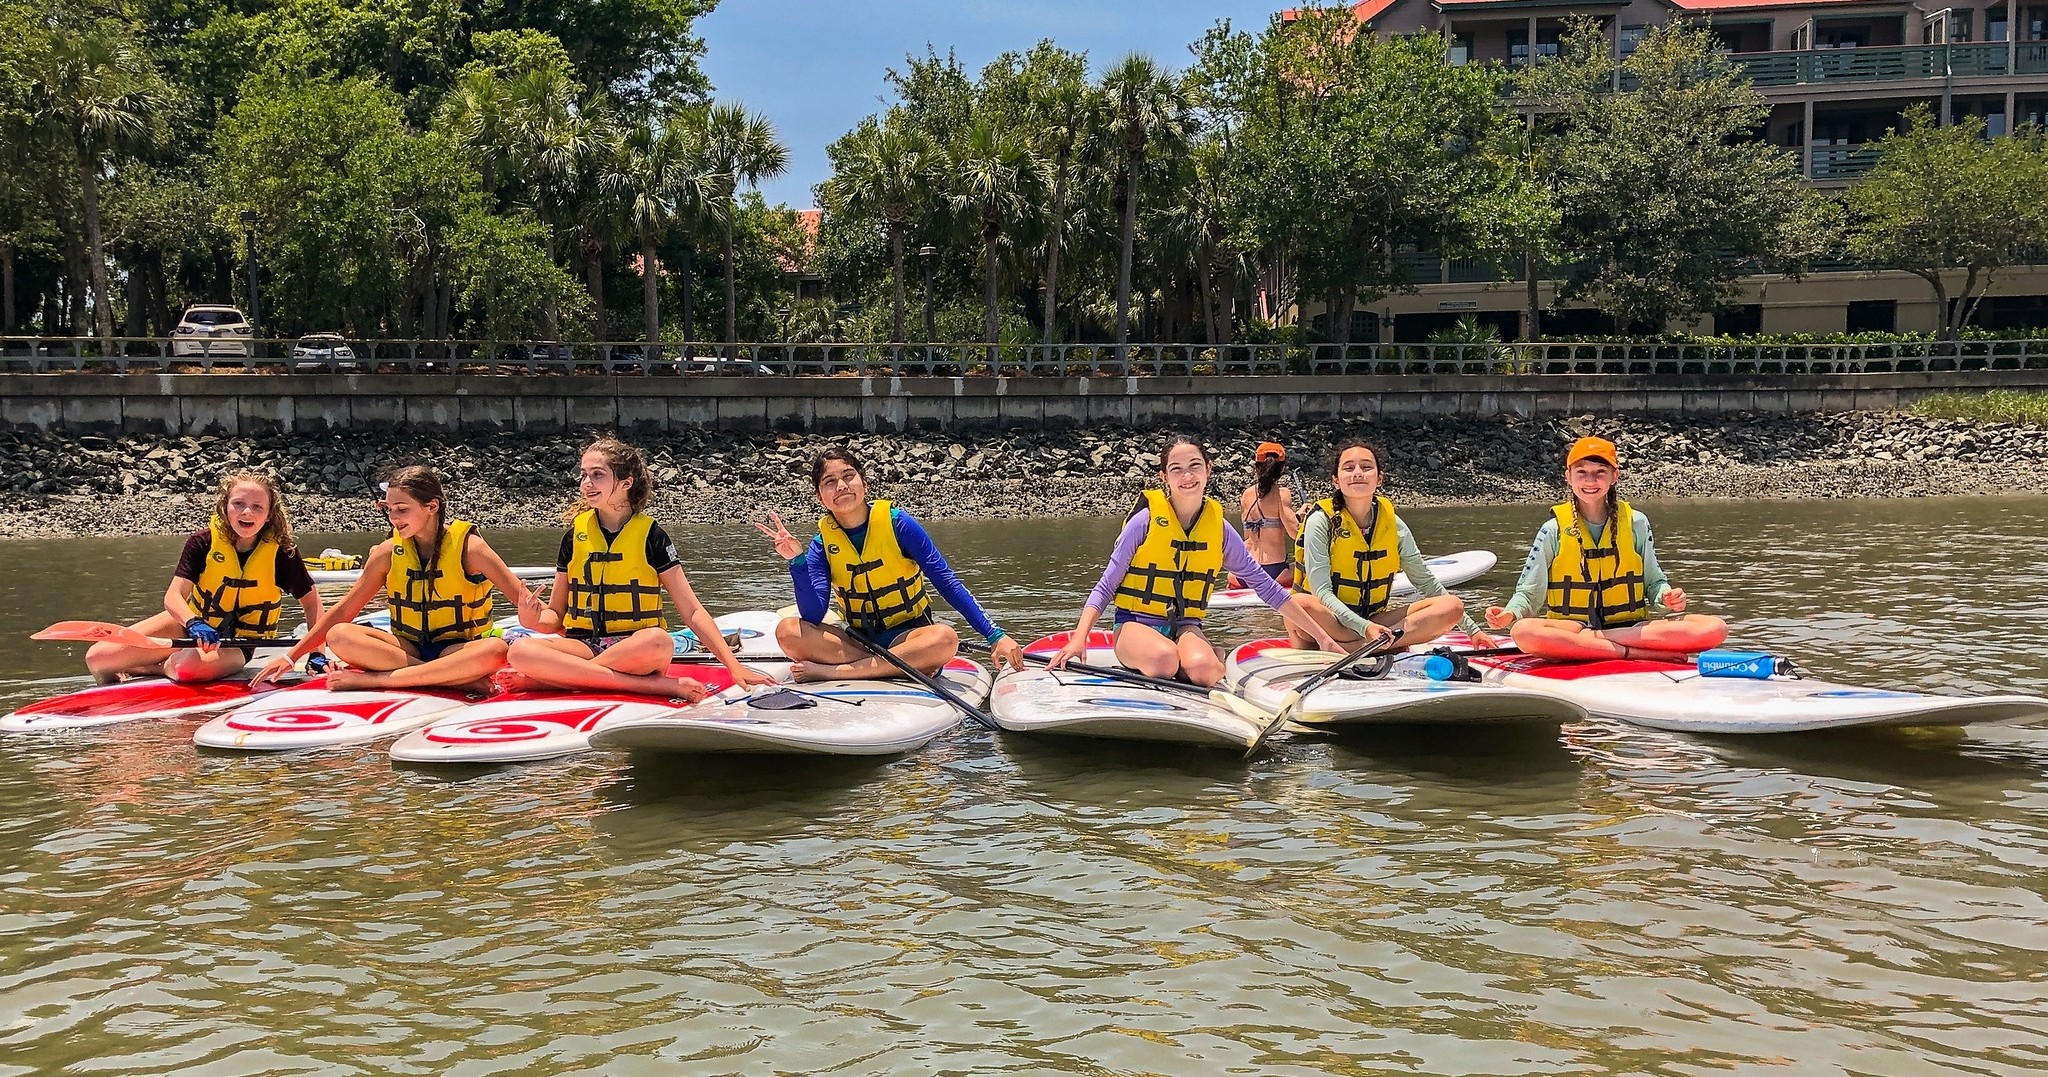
[1100,55,1191,353]
[36,24,169,356]
[821,119,931,343]
[602,111,715,355]
[702,103,787,347]
[502,66,597,342]
[947,120,1045,364]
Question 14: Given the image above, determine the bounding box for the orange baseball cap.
[1255,442,1286,461]
[1566,436,1618,468]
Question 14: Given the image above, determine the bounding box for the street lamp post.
[239,209,260,349]
[921,244,937,346]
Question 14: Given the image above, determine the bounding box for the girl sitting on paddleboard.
[255,465,534,694]
[1287,439,1472,653]
[755,447,1026,683]
[86,470,324,684]
[1050,433,1340,686]
[1484,436,1728,661]
[505,436,777,699]
[1232,441,1301,588]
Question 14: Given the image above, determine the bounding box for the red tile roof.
[1668,0,1876,8]
[1282,0,1400,24]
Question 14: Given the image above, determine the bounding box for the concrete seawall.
[5,370,2042,436]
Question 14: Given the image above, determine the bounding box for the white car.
[172,305,253,357]
[291,333,358,370]
[680,354,777,376]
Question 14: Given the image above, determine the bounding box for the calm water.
[3,498,2047,1075]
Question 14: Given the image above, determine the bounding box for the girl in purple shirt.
[1049,434,1339,686]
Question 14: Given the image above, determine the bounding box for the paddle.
[32,620,285,651]
[836,623,999,731]
[1243,629,1405,757]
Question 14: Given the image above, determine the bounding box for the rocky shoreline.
[2,411,2042,539]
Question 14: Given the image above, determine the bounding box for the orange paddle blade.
[31,621,165,647]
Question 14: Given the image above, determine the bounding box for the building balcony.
[1735,42,2048,87]
[1810,144,1881,180]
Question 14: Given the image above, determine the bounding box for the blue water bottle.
[1696,649,1776,679]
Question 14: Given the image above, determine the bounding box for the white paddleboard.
[1226,638,1584,728]
[589,658,990,756]
[193,681,484,751]
[1462,636,2048,733]
[1211,548,1497,610]
[388,610,791,764]
[990,632,1263,749]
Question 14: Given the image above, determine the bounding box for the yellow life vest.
[561,510,667,636]
[384,518,496,647]
[186,515,287,638]
[1545,500,1649,628]
[819,500,932,633]
[1291,495,1400,617]
[1112,489,1225,623]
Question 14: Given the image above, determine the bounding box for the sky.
[696,1,1285,210]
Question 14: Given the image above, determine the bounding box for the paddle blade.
[32,621,162,647]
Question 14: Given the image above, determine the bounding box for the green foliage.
[1845,103,2048,339]
[1521,18,1822,332]
[3,0,723,341]
[1911,389,2048,424]
[1190,8,1538,343]
[448,207,588,340]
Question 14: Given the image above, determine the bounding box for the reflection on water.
[3,497,2047,1074]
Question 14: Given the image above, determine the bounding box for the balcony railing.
[1811,144,1881,179]
[1735,41,2048,86]
[4,336,2047,377]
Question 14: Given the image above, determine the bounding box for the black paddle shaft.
[838,624,999,731]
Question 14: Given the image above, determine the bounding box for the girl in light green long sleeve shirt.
[1285,440,1472,653]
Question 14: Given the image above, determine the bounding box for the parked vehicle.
[171,306,252,358]
[290,333,358,370]
[680,354,777,376]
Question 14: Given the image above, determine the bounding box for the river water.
[3,497,2046,1075]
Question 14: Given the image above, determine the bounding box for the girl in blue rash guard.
[754,447,1026,683]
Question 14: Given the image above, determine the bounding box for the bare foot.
[657,676,708,703]
[789,660,849,683]
[454,678,496,698]
[494,669,542,694]
[327,669,386,691]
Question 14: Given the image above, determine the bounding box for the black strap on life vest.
[1330,500,1391,617]
[193,543,283,637]
[842,556,930,634]
[389,565,492,645]
[1567,513,1647,631]
[567,549,666,636]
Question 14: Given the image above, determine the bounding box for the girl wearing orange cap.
[1234,441,1301,588]
[1483,436,1728,661]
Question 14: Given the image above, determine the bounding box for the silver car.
[291,333,358,370]
[172,305,253,357]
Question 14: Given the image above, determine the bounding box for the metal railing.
[1810,144,1882,180]
[6,335,2048,377]
[1734,40,2048,87]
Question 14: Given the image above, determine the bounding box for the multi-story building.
[1313,0,2048,340]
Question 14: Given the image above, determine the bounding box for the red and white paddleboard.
[1225,637,1584,729]
[387,662,757,765]
[1,674,281,731]
[989,632,1263,749]
[193,683,484,751]
[1457,634,2048,734]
